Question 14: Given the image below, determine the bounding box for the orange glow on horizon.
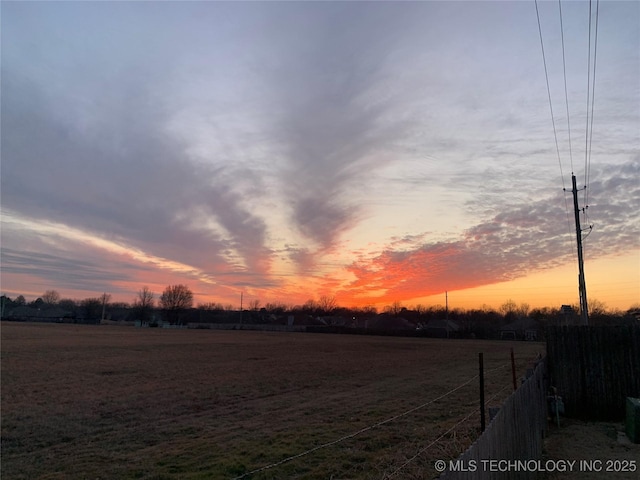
[340,250,639,312]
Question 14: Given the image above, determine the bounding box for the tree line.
[1,285,638,329]
[0,285,194,325]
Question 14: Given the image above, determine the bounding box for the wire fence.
[383,383,513,478]
[232,362,513,480]
[439,357,548,480]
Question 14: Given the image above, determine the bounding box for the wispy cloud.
[341,162,640,304]
[1,1,638,307]
[2,61,272,278]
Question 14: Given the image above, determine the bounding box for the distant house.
[559,305,578,326]
[352,316,375,329]
[500,318,539,341]
[419,319,460,338]
[135,318,185,329]
[318,316,351,327]
[6,306,74,323]
[294,315,326,327]
[367,315,415,331]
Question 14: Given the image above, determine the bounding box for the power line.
[534,0,578,263]
[578,0,600,258]
[584,0,593,198]
[585,0,600,213]
[534,0,567,191]
[559,0,575,174]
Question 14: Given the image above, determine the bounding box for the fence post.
[479,352,486,432]
[511,347,517,391]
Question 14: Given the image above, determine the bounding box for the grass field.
[1,322,544,479]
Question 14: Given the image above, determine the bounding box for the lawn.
[1,322,544,479]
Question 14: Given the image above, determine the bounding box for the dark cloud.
[1,64,271,276]
[1,1,637,306]
[260,3,420,254]
[0,247,139,296]
[343,162,640,303]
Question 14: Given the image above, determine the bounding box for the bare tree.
[317,295,338,314]
[516,302,530,318]
[81,298,102,323]
[160,285,193,310]
[58,298,76,311]
[133,287,155,324]
[264,302,288,314]
[588,298,611,323]
[359,305,378,315]
[135,287,154,309]
[499,299,518,319]
[42,290,60,306]
[627,303,640,315]
[384,301,403,316]
[198,302,224,311]
[248,299,261,311]
[160,285,193,325]
[302,299,318,314]
[588,298,608,316]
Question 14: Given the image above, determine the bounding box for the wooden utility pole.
[479,353,486,432]
[100,292,110,323]
[445,291,449,338]
[569,174,589,325]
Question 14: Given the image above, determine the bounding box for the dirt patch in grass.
[1,322,544,479]
[542,418,640,480]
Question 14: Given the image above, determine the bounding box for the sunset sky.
[2,1,639,311]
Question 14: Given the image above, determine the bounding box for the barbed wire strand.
[231,364,509,479]
[383,383,513,479]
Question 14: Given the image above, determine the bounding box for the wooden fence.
[545,325,640,420]
[440,358,548,480]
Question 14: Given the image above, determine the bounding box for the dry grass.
[1,322,544,479]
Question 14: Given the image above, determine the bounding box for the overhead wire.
[534,0,576,257]
[534,0,567,188]
[580,0,593,250]
[583,0,593,199]
[558,0,575,174]
[585,0,600,224]
[535,0,603,314]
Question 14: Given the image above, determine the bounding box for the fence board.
[546,325,640,420]
[440,358,547,480]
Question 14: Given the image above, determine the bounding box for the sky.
[1,1,639,312]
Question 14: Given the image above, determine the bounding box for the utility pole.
[100,292,110,323]
[239,292,243,324]
[479,353,486,432]
[568,174,589,325]
[445,291,449,338]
